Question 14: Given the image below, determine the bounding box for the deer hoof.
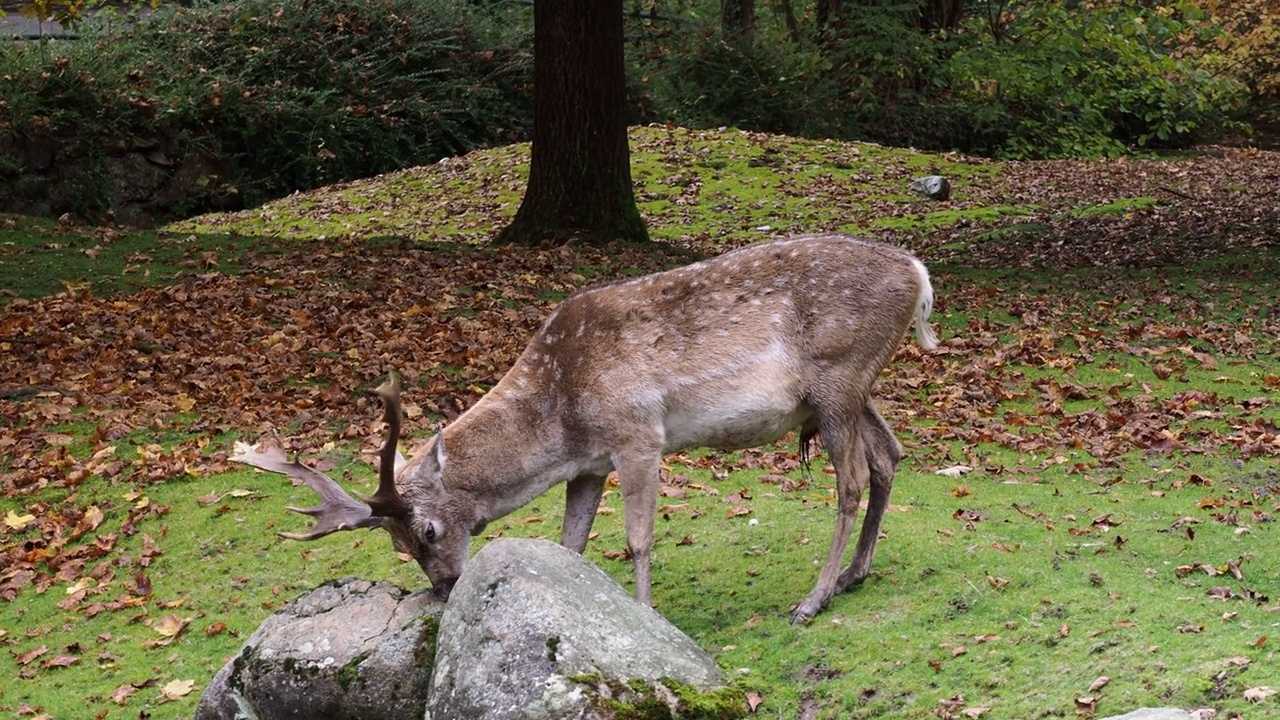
[789,598,823,625]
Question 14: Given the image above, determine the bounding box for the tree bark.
[816,0,844,36]
[494,0,648,246]
[776,0,802,43]
[721,0,756,41]
[915,0,964,30]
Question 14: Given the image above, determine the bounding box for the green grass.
[0,216,267,305]
[5,444,1278,718]
[1071,196,1160,218]
[1,463,424,713]
[167,127,1028,250]
[2,128,1278,719]
[610,456,1278,719]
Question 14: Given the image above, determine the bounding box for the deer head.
[231,375,471,599]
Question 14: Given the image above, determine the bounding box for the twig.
[1156,185,1198,201]
[0,385,70,400]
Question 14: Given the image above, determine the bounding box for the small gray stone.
[427,538,731,720]
[909,175,951,200]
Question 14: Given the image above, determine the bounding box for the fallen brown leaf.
[110,684,137,705]
[13,645,48,666]
[1244,686,1276,703]
[160,678,197,701]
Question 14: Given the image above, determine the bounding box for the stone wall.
[0,129,238,225]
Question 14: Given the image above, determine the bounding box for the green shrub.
[642,27,823,137]
[942,1,1250,158]
[0,0,533,218]
[641,1,943,143]
[145,0,532,200]
[636,0,1251,159]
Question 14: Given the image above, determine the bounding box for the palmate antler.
[364,374,410,518]
[230,374,410,540]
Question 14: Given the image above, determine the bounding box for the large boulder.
[195,578,444,720]
[196,540,743,720]
[428,538,744,720]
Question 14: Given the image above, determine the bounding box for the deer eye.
[423,522,438,542]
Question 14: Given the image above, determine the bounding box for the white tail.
[911,257,940,351]
[233,233,938,622]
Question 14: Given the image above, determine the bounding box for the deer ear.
[409,435,447,492]
[433,435,448,470]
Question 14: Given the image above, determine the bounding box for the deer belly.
[662,384,810,452]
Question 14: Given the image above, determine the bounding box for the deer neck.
[437,389,592,524]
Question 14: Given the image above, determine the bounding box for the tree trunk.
[721,0,756,41]
[915,0,964,30]
[494,0,648,246]
[816,0,843,36]
[776,0,802,43]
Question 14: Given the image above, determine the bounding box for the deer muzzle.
[431,576,459,601]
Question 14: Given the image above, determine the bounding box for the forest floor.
[1,127,1278,719]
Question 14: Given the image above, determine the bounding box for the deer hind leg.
[561,474,606,554]
[837,402,902,593]
[614,450,663,606]
[792,407,869,623]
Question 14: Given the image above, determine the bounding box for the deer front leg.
[561,474,606,554]
[792,415,869,623]
[837,403,903,592]
[614,452,662,606]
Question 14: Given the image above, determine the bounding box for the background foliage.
[0,0,1273,220]
[940,2,1249,157]
[1190,0,1279,115]
[637,0,1252,158]
[1,0,534,214]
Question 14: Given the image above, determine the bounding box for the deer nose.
[432,577,458,601]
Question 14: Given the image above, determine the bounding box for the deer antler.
[230,373,410,540]
[230,434,381,539]
[365,373,409,518]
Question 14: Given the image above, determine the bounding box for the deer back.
[477,233,933,456]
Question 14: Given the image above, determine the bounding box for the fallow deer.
[232,233,938,622]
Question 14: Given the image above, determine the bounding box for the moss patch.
[567,675,748,720]
[415,614,442,677]
[336,653,368,691]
